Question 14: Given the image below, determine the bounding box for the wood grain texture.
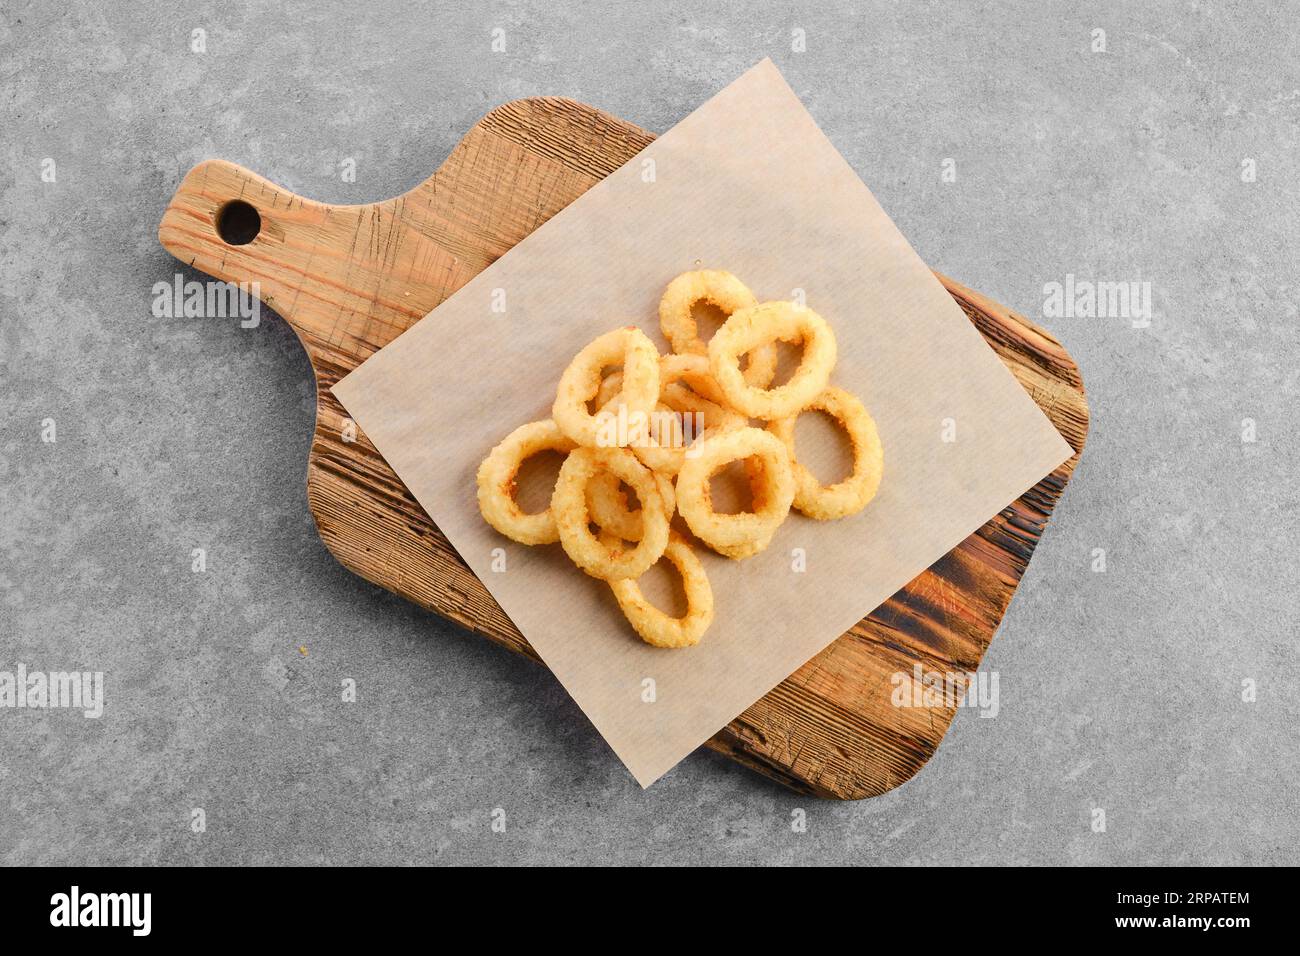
[158,97,1088,799]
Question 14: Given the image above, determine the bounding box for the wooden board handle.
[157,158,457,368]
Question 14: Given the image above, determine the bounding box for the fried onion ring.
[675,427,795,558]
[659,270,776,387]
[710,456,778,559]
[767,386,883,520]
[586,469,676,541]
[552,446,669,580]
[599,530,714,648]
[708,301,837,420]
[553,327,660,448]
[475,420,577,545]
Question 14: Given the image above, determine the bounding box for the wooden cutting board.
[158,97,1088,799]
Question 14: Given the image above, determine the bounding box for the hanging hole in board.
[214,199,261,245]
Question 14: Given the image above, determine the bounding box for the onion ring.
[586,469,676,541]
[708,301,837,420]
[599,531,714,648]
[475,420,577,545]
[675,427,795,558]
[553,327,659,448]
[710,456,778,559]
[552,446,670,580]
[767,387,883,520]
[659,270,776,387]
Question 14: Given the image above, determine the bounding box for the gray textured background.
[1,0,1295,865]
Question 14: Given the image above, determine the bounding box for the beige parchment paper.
[332,59,1074,787]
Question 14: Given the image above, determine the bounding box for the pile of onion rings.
[476,270,883,648]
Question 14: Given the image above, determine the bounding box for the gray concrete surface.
[1,0,1295,865]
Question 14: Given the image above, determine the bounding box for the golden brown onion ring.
[553,327,659,448]
[586,469,676,541]
[658,270,776,387]
[600,530,714,648]
[674,427,795,558]
[475,420,577,545]
[708,301,837,420]
[767,386,883,520]
[552,446,669,580]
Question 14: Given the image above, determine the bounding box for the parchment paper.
[332,60,1074,787]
